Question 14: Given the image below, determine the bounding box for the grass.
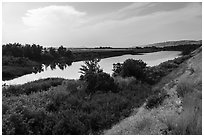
[2,66,36,81]
[3,78,65,97]
[160,81,202,135]
[175,91,202,135]
[176,81,195,98]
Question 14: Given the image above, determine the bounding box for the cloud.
[22,5,86,28]
[82,2,191,27]
[17,3,201,47]
[70,2,201,47]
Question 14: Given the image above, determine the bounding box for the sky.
[2,2,202,48]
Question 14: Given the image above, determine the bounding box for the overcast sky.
[2,2,202,48]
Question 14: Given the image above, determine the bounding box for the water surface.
[3,51,181,85]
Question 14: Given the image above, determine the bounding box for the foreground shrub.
[2,93,52,135]
[52,110,87,135]
[84,72,118,94]
[145,90,168,109]
[3,75,153,135]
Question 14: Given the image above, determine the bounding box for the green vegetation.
[3,78,64,97]
[2,56,41,80]
[3,43,73,62]
[163,44,201,55]
[176,81,195,98]
[3,42,201,80]
[112,54,192,85]
[79,59,117,94]
[2,42,201,135]
[2,43,73,80]
[145,90,169,109]
[161,81,202,135]
[3,57,154,135]
[2,75,152,135]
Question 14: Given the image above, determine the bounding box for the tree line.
[2,43,74,62]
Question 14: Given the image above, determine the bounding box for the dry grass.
[175,92,202,135]
[176,81,195,98]
[161,81,202,135]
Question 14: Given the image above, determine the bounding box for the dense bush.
[121,59,147,80]
[3,75,153,135]
[144,67,166,84]
[86,72,118,94]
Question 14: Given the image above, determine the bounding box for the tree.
[79,58,102,78]
[49,47,59,58]
[112,63,123,77]
[121,59,147,81]
[79,58,103,94]
[58,45,67,57]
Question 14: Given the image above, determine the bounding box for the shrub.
[112,63,123,77]
[52,110,87,135]
[120,59,147,81]
[65,80,84,94]
[79,58,102,79]
[2,98,50,135]
[94,72,118,93]
[144,67,166,84]
[145,90,168,109]
[84,72,118,94]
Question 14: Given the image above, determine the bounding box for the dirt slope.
[104,47,202,135]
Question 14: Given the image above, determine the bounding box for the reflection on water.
[32,61,73,74]
[3,51,181,85]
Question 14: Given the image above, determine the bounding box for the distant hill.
[141,40,202,48]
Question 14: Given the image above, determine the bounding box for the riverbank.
[2,56,41,81]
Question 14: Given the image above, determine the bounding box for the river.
[3,51,181,85]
